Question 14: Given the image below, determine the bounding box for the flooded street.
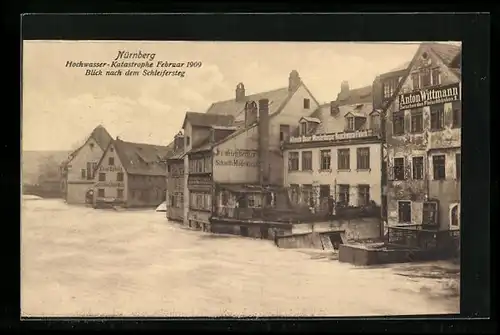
[21,198,459,317]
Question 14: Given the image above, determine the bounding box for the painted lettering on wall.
[398,82,460,110]
[99,166,123,172]
[214,148,259,167]
[289,129,374,143]
[95,182,125,187]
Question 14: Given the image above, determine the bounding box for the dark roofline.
[67,126,112,164]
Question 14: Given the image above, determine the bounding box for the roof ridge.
[212,86,289,104]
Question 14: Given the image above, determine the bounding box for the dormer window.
[344,112,367,132]
[346,117,355,132]
[89,143,94,149]
[300,122,308,136]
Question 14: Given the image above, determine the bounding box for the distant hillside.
[22,150,70,185]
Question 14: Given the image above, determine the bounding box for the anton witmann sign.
[399,83,460,110]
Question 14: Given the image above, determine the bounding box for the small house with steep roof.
[93,138,172,208]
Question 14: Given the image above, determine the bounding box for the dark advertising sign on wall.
[398,82,460,110]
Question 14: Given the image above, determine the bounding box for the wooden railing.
[388,226,460,253]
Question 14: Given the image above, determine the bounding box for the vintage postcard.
[21,40,461,317]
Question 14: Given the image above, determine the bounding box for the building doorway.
[328,232,344,250]
[260,226,269,239]
[240,226,249,237]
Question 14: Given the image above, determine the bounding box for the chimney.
[174,132,184,152]
[288,70,301,92]
[372,76,383,109]
[341,80,350,95]
[235,82,245,102]
[330,101,339,115]
[258,99,270,185]
[244,101,258,127]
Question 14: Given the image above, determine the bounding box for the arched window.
[450,204,460,229]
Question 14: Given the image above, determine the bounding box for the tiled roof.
[450,68,461,79]
[90,125,113,151]
[335,85,373,105]
[113,139,171,176]
[429,43,461,66]
[183,112,235,129]
[206,87,291,120]
[65,125,113,166]
[312,101,373,135]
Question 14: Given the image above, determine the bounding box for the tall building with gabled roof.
[61,125,113,204]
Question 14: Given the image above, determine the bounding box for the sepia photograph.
[21,40,461,317]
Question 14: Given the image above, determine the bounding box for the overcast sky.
[22,41,425,151]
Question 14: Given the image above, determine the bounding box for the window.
[431,68,441,86]
[433,155,446,180]
[117,172,124,182]
[338,184,350,206]
[300,122,308,136]
[108,157,115,166]
[450,204,460,229]
[411,73,420,90]
[430,104,444,130]
[110,147,114,152]
[320,150,331,170]
[398,201,411,223]
[301,151,313,171]
[452,101,461,128]
[302,185,313,206]
[81,169,86,179]
[97,188,105,198]
[117,189,124,198]
[319,185,330,198]
[186,136,190,146]
[410,109,423,133]
[86,162,93,180]
[370,114,381,131]
[383,80,395,99]
[393,157,405,180]
[99,173,106,181]
[303,98,310,109]
[279,124,290,142]
[346,117,355,132]
[358,185,370,207]
[412,156,424,180]
[356,147,370,170]
[337,149,350,170]
[420,69,431,88]
[288,152,299,171]
[392,111,405,136]
[422,202,438,226]
[456,153,461,180]
[290,184,300,204]
[89,143,95,149]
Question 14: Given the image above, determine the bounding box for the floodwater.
[21,197,460,317]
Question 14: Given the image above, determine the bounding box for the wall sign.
[398,82,460,110]
[214,148,259,167]
[289,129,373,144]
[99,166,123,172]
[95,182,125,187]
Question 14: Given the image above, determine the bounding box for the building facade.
[166,133,185,222]
[385,43,461,231]
[62,125,113,204]
[283,82,383,214]
[169,70,321,237]
[94,138,171,208]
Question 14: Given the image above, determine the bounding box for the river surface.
[21,197,459,317]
